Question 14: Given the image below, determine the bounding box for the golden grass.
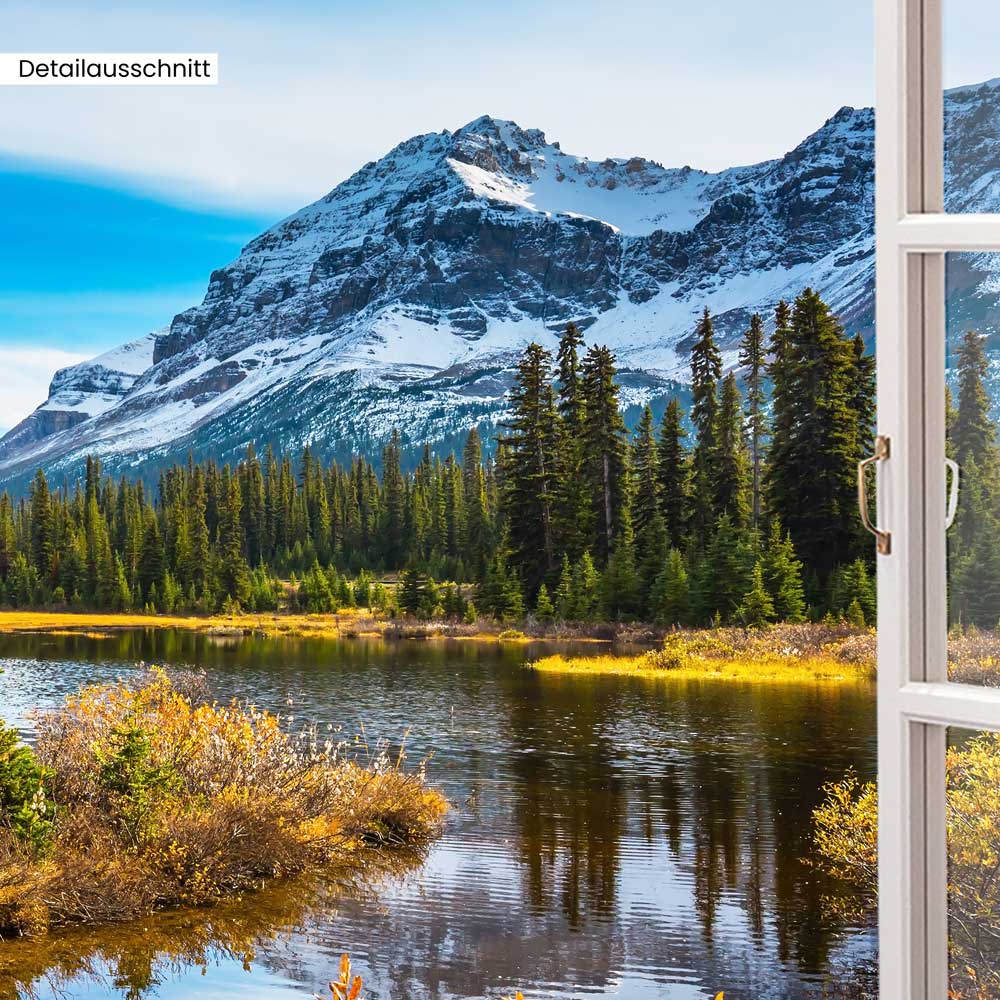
[528,624,876,685]
[0,611,579,643]
[0,610,367,639]
[530,652,868,684]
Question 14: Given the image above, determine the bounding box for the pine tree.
[500,344,560,590]
[764,288,862,580]
[632,406,659,538]
[845,597,866,628]
[651,548,689,626]
[657,399,689,550]
[188,472,210,595]
[478,545,524,622]
[554,325,592,562]
[695,515,754,624]
[736,561,776,627]
[580,345,630,563]
[0,493,14,583]
[849,333,876,458]
[556,322,585,430]
[398,566,426,617]
[714,373,751,527]
[554,554,573,619]
[952,521,1000,628]
[570,551,600,622]
[137,514,165,604]
[29,470,53,581]
[637,511,670,616]
[830,558,876,624]
[601,530,640,620]
[381,430,408,565]
[112,555,132,612]
[739,313,767,530]
[762,522,806,623]
[689,308,722,541]
[953,329,996,469]
[535,582,555,621]
[218,474,250,609]
[462,428,491,574]
[767,299,794,510]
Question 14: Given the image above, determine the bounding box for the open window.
[875,1,1000,995]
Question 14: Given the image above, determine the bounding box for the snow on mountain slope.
[0,332,157,459]
[3,81,1000,485]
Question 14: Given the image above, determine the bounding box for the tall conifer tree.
[554,322,591,559]
[765,289,861,579]
[580,345,630,563]
[714,373,751,527]
[689,308,722,541]
[739,312,766,530]
[499,343,560,591]
[631,406,659,538]
[657,399,689,550]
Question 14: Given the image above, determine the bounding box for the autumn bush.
[813,734,1000,999]
[0,670,446,937]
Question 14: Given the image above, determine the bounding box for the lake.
[0,630,877,1000]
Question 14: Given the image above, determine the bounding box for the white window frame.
[876,1,1000,997]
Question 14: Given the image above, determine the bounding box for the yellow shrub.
[813,734,1000,999]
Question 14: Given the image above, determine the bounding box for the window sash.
[876,0,1000,997]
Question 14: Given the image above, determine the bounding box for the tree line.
[0,287,886,625]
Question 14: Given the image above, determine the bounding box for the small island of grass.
[528,624,877,685]
[0,670,446,938]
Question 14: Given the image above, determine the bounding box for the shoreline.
[0,612,887,685]
[0,609,633,644]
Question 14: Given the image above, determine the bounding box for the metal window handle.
[858,434,891,555]
[945,458,960,530]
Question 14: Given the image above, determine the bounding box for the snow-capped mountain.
[4,79,1000,484]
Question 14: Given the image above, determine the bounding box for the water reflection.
[0,867,407,1000]
[0,632,877,999]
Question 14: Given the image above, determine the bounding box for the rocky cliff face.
[3,81,999,484]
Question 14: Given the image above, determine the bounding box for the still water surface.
[0,631,877,1000]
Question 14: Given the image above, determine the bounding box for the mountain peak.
[455,115,548,150]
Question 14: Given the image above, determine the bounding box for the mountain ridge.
[3,82,999,486]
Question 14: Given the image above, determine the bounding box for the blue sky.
[0,0,993,429]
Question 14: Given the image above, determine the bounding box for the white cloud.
[0,0,877,214]
[0,346,89,432]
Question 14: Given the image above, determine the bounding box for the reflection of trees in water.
[505,669,626,930]
[0,868,383,1000]
[687,728,743,949]
[499,673,877,996]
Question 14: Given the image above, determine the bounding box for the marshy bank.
[529,623,878,685]
[0,670,446,938]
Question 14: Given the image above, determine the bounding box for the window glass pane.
[944,2,1000,212]
[948,726,1000,999]
[946,253,1000,684]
